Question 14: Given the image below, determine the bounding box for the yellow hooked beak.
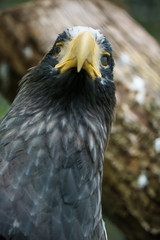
[55,31,102,80]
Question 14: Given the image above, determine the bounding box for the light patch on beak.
[55,31,102,80]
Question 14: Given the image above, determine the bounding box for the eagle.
[0,26,116,240]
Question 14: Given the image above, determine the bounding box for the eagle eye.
[54,46,61,55]
[101,54,109,67]
[101,51,110,67]
[53,42,64,56]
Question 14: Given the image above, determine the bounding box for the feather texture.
[0,26,115,240]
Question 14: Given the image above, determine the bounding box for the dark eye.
[53,42,64,56]
[101,54,110,66]
[53,46,61,56]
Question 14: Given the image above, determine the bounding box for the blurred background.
[0,1,160,240]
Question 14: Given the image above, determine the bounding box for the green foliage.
[104,216,127,240]
[0,0,32,10]
[110,0,160,43]
[0,95,10,119]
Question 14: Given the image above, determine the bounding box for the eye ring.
[54,46,61,55]
[53,42,64,56]
[101,51,110,67]
[101,54,110,67]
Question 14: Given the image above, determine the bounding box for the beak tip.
[77,62,83,73]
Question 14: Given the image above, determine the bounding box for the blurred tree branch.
[0,0,160,239]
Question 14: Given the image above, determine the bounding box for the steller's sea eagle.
[0,26,116,240]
